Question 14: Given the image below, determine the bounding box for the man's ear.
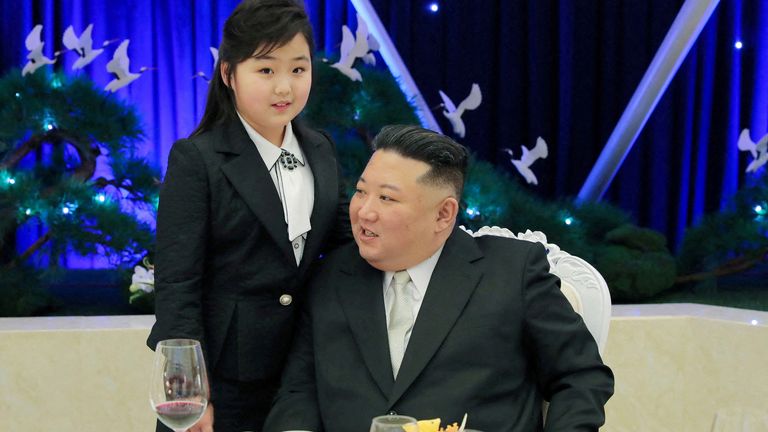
[435,196,459,233]
[220,62,231,87]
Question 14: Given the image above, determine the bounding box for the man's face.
[350,150,451,271]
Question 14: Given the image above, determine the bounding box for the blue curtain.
[0,0,243,171]
[371,0,768,247]
[1,0,767,264]
[0,0,365,171]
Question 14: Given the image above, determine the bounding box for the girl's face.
[223,33,312,146]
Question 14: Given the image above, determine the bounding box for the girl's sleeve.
[147,139,210,354]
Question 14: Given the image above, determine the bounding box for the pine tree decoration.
[303,57,421,186]
[0,69,158,316]
[305,58,678,303]
[676,172,768,282]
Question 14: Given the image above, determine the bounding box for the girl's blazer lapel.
[214,119,342,271]
[217,119,296,265]
[293,122,340,274]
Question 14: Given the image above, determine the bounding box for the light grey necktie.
[387,270,414,378]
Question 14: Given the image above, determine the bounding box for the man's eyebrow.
[356,177,401,192]
[380,183,401,192]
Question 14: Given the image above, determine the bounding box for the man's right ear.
[220,62,230,87]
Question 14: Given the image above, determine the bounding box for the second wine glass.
[370,414,419,432]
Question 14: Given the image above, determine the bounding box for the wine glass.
[370,415,419,432]
[149,339,210,432]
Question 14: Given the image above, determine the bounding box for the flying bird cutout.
[503,137,549,185]
[438,83,482,138]
[62,24,104,70]
[105,40,152,92]
[738,128,768,173]
[22,25,57,76]
[331,14,379,82]
[192,47,220,81]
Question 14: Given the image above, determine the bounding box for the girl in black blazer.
[147,1,350,431]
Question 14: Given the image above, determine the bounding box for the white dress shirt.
[382,246,445,351]
[237,113,315,265]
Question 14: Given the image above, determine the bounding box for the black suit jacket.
[147,118,350,382]
[264,228,614,432]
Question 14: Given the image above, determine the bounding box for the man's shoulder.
[305,242,361,302]
[314,241,361,275]
[325,239,358,258]
[456,227,539,254]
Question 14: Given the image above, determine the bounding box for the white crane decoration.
[22,25,57,76]
[503,137,549,185]
[62,24,105,70]
[104,40,152,92]
[438,83,482,138]
[737,128,768,173]
[192,47,220,81]
[331,14,379,82]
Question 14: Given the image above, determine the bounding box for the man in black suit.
[264,125,613,432]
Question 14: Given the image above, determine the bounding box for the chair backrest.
[460,226,611,354]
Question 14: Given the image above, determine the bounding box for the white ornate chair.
[460,226,611,354]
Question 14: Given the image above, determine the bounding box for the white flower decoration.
[129,264,154,294]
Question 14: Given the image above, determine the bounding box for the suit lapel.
[387,229,484,407]
[294,121,338,275]
[336,252,395,397]
[217,119,295,264]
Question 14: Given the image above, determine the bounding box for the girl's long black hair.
[191,0,315,137]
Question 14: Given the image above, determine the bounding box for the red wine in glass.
[150,339,210,432]
[155,400,206,430]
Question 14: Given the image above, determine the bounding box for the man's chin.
[356,246,383,269]
[356,243,374,260]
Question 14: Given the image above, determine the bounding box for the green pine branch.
[0,69,158,276]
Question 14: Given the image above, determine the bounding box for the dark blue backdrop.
[1,0,767,261]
